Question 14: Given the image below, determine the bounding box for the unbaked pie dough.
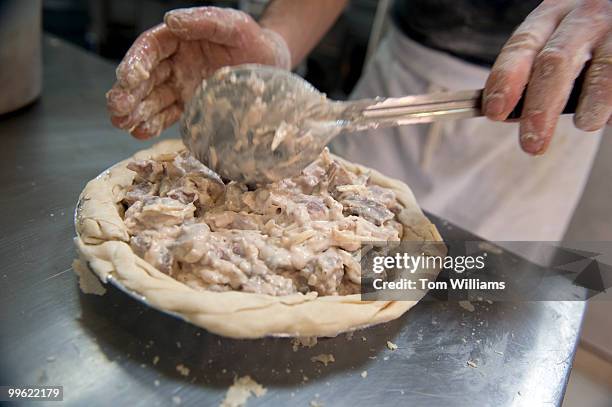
[74,139,443,338]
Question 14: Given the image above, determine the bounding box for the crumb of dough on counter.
[459,301,475,312]
[310,399,324,407]
[310,353,335,366]
[176,364,190,377]
[172,396,181,405]
[292,336,318,352]
[386,341,398,351]
[220,376,267,407]
[361,370,368,378]
[467,360,478,368]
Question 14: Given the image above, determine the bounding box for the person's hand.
[106,7,291,139]
[483,0,611,155]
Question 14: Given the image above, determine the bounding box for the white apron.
[330,25,602,242]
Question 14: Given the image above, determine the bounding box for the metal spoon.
[179,64,477,185]
[180,63,583,185]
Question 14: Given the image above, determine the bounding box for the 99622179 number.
[1,386,63,401]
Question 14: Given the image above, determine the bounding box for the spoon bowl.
[181,64,342,185]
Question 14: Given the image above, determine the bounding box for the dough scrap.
[311,353,335,366]
[220,375,267,407]
[292,336,318,351]
[72,259,106,295]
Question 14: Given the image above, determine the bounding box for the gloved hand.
[106,7,291,139]
[483,0,611,155]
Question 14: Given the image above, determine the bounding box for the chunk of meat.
[328,161,358,190]
[300,248,346,295]
[130,227,180,274]
[293,160,327,192]
[157,151,225,209]
[367,185,402,213]
[173,151,223,183]
[204,211,263,230]
[292,194,329,220]
[342,196,394,226]
[167,175,224,209]
[124,196,195,233]
[124,181,159,205]
[127,159,163,182]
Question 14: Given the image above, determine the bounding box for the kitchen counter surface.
[0,37,586,407]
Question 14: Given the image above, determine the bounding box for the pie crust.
[74,139,443,338]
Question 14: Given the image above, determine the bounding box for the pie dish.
[73,139,443,338]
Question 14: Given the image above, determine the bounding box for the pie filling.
[121,148,404,296]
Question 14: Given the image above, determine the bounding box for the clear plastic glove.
[483,0,611,155]
[106,7,291,139]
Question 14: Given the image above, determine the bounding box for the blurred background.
[43,0,387,100]
[27,0,612,405]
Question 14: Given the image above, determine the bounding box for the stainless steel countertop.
[0,37,585,407]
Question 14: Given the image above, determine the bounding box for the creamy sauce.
[123,148,403,296]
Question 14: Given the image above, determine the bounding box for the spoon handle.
[334,89,482,132]
[335,62,588,133]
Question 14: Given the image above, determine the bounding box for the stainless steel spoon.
[180,63,584,185]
